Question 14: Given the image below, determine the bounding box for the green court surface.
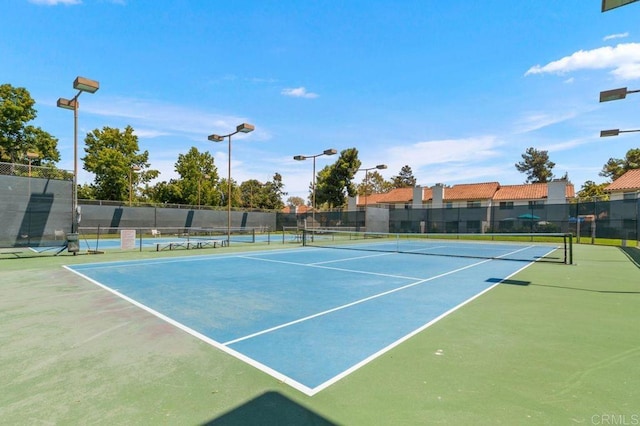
[1,243,639,424]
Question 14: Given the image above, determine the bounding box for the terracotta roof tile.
[494,183,546,200]
[363,187,413,205]
[443,182,500,200]
[604,169,640,192]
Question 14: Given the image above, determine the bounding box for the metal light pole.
[198,174,210,209]
[208,123,255,245]
[357,164,388,208]
[129,165,141,206]
[293,149,337,229]
[356,164,387,229]
[57,76,99,235]
[26,152,39,178]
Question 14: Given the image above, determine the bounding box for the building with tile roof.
[353,180,574,208]
[604,169,640,201]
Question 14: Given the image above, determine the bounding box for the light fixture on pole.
[208,123,255,245]
[356,164,387,229]
[601,0,638,12]
[57,76,99,235]
[129,165,141,206]
[600,128,640,137]
[599,87,640,102]
[293,149,337,229]
[26,152,39,178]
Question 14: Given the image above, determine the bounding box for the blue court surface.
[66,242,555,395]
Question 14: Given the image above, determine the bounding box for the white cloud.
[281,87,319,99]
[132,128,171,139]
[84,96,254,141]
[603,32,629,41]
[525,43,640,81]
[384,136,503,173]
[512,111,578,134]
[542,137,593,152]
[28,0,81,4]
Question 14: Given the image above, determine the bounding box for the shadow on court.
[487,276,640,294]
[487,277,531,286]
[202,391,336,426]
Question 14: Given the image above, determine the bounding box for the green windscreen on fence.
[0,173,72,248]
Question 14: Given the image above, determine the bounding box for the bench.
[156,239,227,251]
[193,239,227,249]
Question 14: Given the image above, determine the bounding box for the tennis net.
[302,229,573,264]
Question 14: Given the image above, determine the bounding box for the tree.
[83,125,159,201]
[146,180,184,205]
[286,196,305,206]
[174,147,220,206]
[515,147,555,183]
[218,177,242,208]
[262,173,287,210]
[357,170,392,196]
[577,180,609,200]
[391,165,416,188]
[239,179,264,209]
[315,148,361,208]
[599,148,640,181]
[0,84,59,164]
[238,173,286,210]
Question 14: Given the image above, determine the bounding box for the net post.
[568,233,573,265]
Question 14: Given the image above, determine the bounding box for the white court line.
[226,244,538,348]
[309,251,396,265]
[311,257,541,394]
[64,243,548,396]
[222,256,495,346]
[67,247,305,271]
[238,254,424,281]
[63,264,317,395]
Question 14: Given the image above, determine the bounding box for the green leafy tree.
[239,179,264,209]
[146,180,184,205]
[286,196,305,207]
[174,147,220,206]
[515,147,555,183]
[77,183,96,200]
[391,165,417,188]
[83,125,159,201]
[577,180,609,200]
[357,170,392,196]
[237,173,286,210]
[218,177,242,208]
[0,84,59,164]
[599,148,640,181]
[315,148,361,208]
[262,173,287,210]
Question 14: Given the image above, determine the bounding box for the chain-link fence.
[2,163,638,248]
[0,161,73,180]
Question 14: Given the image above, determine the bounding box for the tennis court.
[2,237,639,424]
[66,236,560,395]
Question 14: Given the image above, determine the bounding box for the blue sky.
[2,0,640,200]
